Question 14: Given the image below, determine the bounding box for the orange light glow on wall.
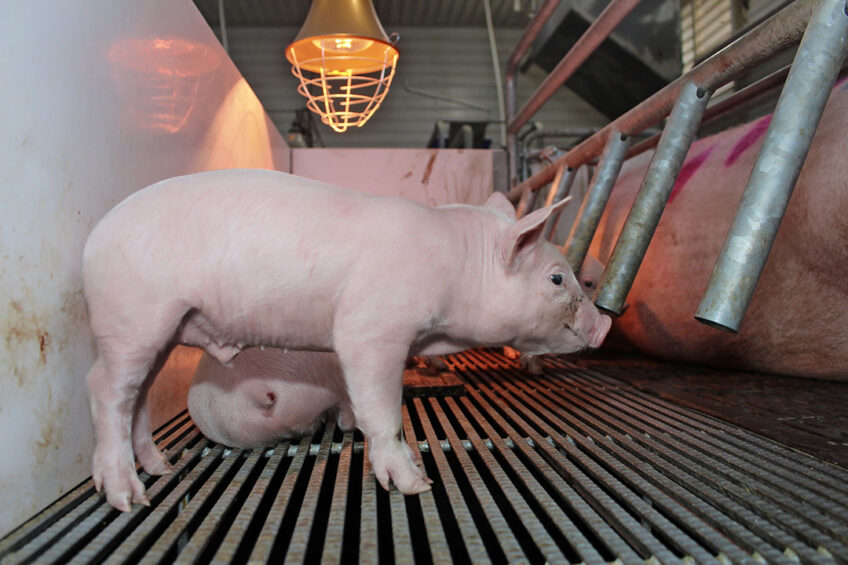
[285,0,398,133]
[108,38,220,133]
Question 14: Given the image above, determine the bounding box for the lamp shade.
[286,0,399,133]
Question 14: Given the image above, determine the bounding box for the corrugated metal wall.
[680,0,795,133]
[680,0,735,71]
[224,26,608,148]
[680,0,790,70]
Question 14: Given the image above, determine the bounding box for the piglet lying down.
[82,169,611,511]
[188,349,353,448]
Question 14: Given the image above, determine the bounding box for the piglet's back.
[84,169,408,304]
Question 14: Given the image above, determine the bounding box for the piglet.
[82,169,611,511]
[504,252,607,374]
[188,349,353,448]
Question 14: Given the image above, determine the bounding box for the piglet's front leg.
[336,340,432,494]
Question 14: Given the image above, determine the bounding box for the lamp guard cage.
[289,47,398,133]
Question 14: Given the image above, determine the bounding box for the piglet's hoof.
[376,463,433,495]
[371,442,433,495]
[93,464,150,512]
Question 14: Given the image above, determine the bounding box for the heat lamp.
[285,0,399,133]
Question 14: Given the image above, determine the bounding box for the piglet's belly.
[177,298,336,358]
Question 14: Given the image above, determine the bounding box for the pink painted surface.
[669,144,716,204]
[291,148,495,205]
[725,114,772,167]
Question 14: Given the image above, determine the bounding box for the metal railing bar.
[594,81,712,315]
[507,0,816,202]
[505,0,562,184]
[563,130,631,271]
[695,0,848,332]
[507,0,645,136]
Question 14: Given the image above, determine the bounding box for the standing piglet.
[82,169,611,511]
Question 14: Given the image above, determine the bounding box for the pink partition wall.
[292,148,498,205]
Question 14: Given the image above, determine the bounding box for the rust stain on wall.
[3,299,51,387]
[420,152,438,185]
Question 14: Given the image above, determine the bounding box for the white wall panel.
[223,26,608,148]
[0,0,288,537]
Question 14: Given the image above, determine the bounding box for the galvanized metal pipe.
[542,165,577,241]
[622,57,848,161]
[520,128,596,179]
[507,0,817,203]
[695,0,848,332]
[544,165,576,208]
[483,0,507,148]
[563,130,631,272]
[626,63,794,159]
[507,0,644,136]
[515,184,539,218]
[505,0,561,185]
[522,128,597,151]
[595,82,712,315]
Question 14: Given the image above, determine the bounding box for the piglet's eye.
[550,273,563,286]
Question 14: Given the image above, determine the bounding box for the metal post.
[506,0,818,203]
[544,166,576,208]
[563,131,631,272]
[595,82,712,315]
[504,0,561,185]
[483,0,507,149]
[695,0,848,332]
[507,0,644,135]
[515,187,539,219]
[543,166,578,241]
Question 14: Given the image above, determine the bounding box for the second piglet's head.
[483,192,612,355]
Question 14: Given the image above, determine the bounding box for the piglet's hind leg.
[131,360,173,477]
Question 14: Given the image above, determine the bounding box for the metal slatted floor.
[2,350,847,564]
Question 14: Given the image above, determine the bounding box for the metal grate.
[2,350,847,563]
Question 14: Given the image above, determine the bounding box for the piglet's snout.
[586,314,612,349]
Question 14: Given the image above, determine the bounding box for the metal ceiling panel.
[194,0,536,28]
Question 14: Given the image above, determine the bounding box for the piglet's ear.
[499,197,571,270]
[483,191,517,221]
